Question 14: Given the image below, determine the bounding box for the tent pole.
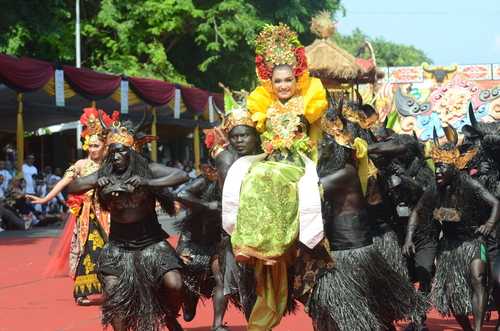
[150,107,158,162]
[16,93,24,173]
[193,115,201,174]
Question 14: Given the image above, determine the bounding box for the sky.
[335,0,500,65]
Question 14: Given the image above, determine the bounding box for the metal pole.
[75,0,81,68]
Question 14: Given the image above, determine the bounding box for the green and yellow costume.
[222,24,327,331]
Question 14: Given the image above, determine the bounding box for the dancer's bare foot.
[75,296,92,306]
[166,318,184,331]
[212,326,230,331]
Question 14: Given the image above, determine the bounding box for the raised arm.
[67,172,99,194]
[146,163,188,188]
[368,139,407,159]
[176,177,219,211]
[26,161,83,204]
[26,176,73,204]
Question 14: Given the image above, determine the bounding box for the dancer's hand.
[97,177,111,187]
[180,253,192,264]
[25,194,47,204]
[476,221,495,237]
[402,240,415,257]
[207,201,219,210]
[125,175,147,188]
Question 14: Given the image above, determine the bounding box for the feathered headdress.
[430,124,477,169]
[80,107,119,151]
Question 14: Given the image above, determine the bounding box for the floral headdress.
[255,23,308,84]
[430,125,477,169]
[80,107,118,151]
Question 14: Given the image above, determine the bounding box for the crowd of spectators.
[0,151,67,232]
[0,144,200,231]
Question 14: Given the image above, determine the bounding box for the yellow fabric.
[16,93,23,172]
[150,108,158,162]
[248,260,288,331]
[308,121,323,163]
[353,137,370,196]
[43,77,77,98]
[111,87,143,106]
[247,76,328,132]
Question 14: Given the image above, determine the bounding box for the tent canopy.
[0,54,224,133]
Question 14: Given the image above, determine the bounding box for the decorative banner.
[388,66,423,83]
[208,95,214,122]
[493,64,500,80]
[120,79,129,114]
[458,64,492,81]
[54,69,65,107]
[174,88,181,119]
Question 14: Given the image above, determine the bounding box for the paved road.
[0,213,183,239]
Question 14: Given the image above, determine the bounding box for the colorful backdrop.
[362,64,500,141]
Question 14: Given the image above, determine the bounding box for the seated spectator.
[4,160,16,179]
[0,160,13,191]
[33,174,47,215]
[0,176,31,230]
[7,177,39,226]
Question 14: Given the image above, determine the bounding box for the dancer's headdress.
[99,110,152,150]
[430,125,477,169]
[80,107,118,151]
[340,90,379,129]
[320,91,353,147]
[320,91,378,195]
[206,85,255,158]
[254,23,308,82]
[211,84,255,134]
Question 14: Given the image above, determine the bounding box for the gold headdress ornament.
[341,90,379,129]
[212,83,255,134]
[430,125,477,169]
[321,91,378,195]
[99,110,148,149]
[320,109,353,148]
[79,108,118,151]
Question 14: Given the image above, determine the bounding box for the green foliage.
[334,28,432,67]
[0,1,431,92]
[0,0,342,90]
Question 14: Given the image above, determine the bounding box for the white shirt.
[22,164,38,194]
[0,169,12,191]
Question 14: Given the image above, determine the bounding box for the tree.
[334,28,432,67]
[0,0,342,90]
[0,2,431,90]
